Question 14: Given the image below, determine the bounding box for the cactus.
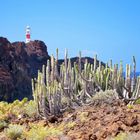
[32,49,140,119]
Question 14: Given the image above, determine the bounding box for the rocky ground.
[62,100,140,140]
[1,99,140,140]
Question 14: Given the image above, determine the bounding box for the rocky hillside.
[58,56,105,69]
[0,37,50,102]
[0,37,104,102]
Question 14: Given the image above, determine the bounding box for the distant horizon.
[0,0,140,70]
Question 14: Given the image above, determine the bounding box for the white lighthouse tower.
[25,26,31,43]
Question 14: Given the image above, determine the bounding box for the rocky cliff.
[0,37,50,102]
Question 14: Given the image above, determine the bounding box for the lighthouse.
[25,26,31,43]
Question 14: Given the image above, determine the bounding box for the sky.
[0,0,140,70]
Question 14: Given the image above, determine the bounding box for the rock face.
[58,57,105,69]
[0,37,50,102]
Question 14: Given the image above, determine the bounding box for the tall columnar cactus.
[32,49,140,119]
[131,56,136,92]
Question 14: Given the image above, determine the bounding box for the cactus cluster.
[32,49,140,119]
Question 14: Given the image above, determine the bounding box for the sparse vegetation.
[24,123,63,140]
[23,100,37,117]
[0,120,8,130]
[127,104,134,109]
[78,111,89,122]
[4,124,25,140]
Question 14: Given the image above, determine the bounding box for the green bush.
[0,120,8,130]
[23,100,37,117]
[127,104,133,109]
[24,121,76,140]
[4,124,24,140]
[25,124,63,140]
[135,98,140,104]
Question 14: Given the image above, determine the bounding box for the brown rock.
[123,115,138,126]
[0,37,50,102]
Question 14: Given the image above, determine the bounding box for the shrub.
[127,104,133,109]
[24,123,63,140]
[135,98,140,104]
[77,111,89,122]
[66,122,76,129]
[23,100,37,117]
[0,120,8,130]
[4,124,24,140]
